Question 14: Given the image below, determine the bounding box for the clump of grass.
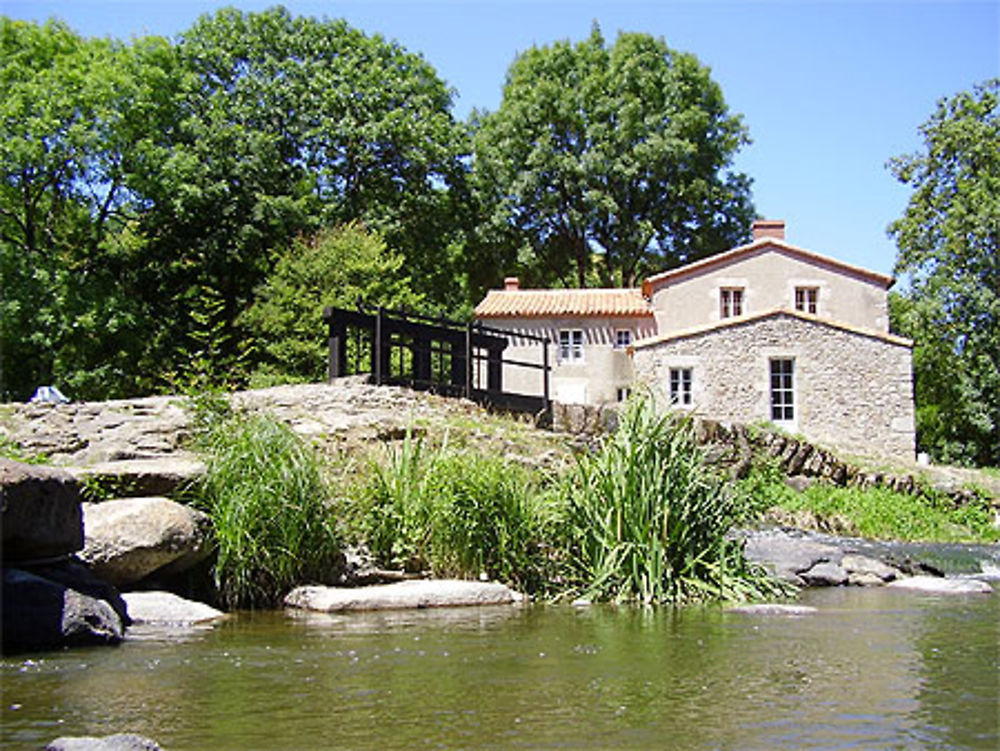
[0,435,49,464]
[562,395,786,605]
[351,433,557,592]
[192,411,340,609]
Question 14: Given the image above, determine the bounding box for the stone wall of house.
[632,313,915,461]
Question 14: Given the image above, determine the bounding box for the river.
[3,587,997,750]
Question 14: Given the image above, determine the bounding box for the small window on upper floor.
[795,287,819,315]
[614,329,633,350]
[558,329,584,363]
[720,288,744,318]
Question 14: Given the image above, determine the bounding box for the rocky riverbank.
[740,526,998,591]
[3,381,997,655]
[1,459,224,653]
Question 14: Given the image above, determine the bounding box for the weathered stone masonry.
[632,313,915,460]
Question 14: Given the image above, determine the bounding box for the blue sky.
[5,0,997,278]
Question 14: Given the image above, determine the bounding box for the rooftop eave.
[630,307,913,350]
[641,237,895,296]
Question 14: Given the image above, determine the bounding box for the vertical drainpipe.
[464,322,473,399]
[374,306,383,385]
[542,336,551,417]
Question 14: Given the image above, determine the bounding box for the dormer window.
[720,288,744,318]
[795,287,819,314]
[614,329,633,350]
[558,329,584,363]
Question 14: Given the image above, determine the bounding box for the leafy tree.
[241,223,423,384]
[888,79,1000,466]
[131,6,470,385]
[469,24,753,292]
[0,19,178,399]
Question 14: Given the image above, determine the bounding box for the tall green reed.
[563,394,786,604]
[354,432,556,591]
[192,411,340,609]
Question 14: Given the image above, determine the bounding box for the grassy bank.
[177,392,998,609]
[741,462,1000,543]
[187,396,789,607]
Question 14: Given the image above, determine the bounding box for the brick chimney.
[752,219,785,241]
[504,276,520,291]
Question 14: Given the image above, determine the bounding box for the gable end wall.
[632,315,915,460]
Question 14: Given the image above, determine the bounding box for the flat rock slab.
[123,591,226,625]
[886,576,994,595]
[47,734,163,751]
[285,580,523,612]
[69,457,205,497]
[726,604,818,616]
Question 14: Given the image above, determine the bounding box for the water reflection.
[3,590,997,750]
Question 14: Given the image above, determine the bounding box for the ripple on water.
[2,591,997,750]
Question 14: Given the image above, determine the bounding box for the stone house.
[474,219,916,460]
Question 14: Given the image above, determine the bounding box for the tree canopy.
[888,79,1000,466]
[0,9,468,400]
[469,24,754,291]
[2,11,759,401]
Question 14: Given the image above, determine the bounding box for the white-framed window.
[770,358,795,423]
[669,368,692,407]
[614,329,633,350]
[558,329,584,363]
[795,287,819,314]
[616,387,631,403]
[720,287,744,318]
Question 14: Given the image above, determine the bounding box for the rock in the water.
[800,561,849,587]
[1,458,83,562]
[25,557,130,627]
[886,576,993,594]
[81,497,211,587]
[726,603,818,615]
[46,733,163,751]
[841,554,901,584]
[742,530,842,584]
[123,591,225,625]
[2,568,124,652]
[285,579,522,612]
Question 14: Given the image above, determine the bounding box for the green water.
[3,588,998,750]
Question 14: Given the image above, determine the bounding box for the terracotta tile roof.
[475,287,653,319]
[630,307,912,350]
[641,238,895,297]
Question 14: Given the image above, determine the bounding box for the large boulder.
[1,458,83,562]
[285,579,523,612]
[2,567,125,653]
[80,497,212,587]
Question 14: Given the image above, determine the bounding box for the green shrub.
[562,395,786,605]
[353,433,557,591]
[192,411,340,609]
